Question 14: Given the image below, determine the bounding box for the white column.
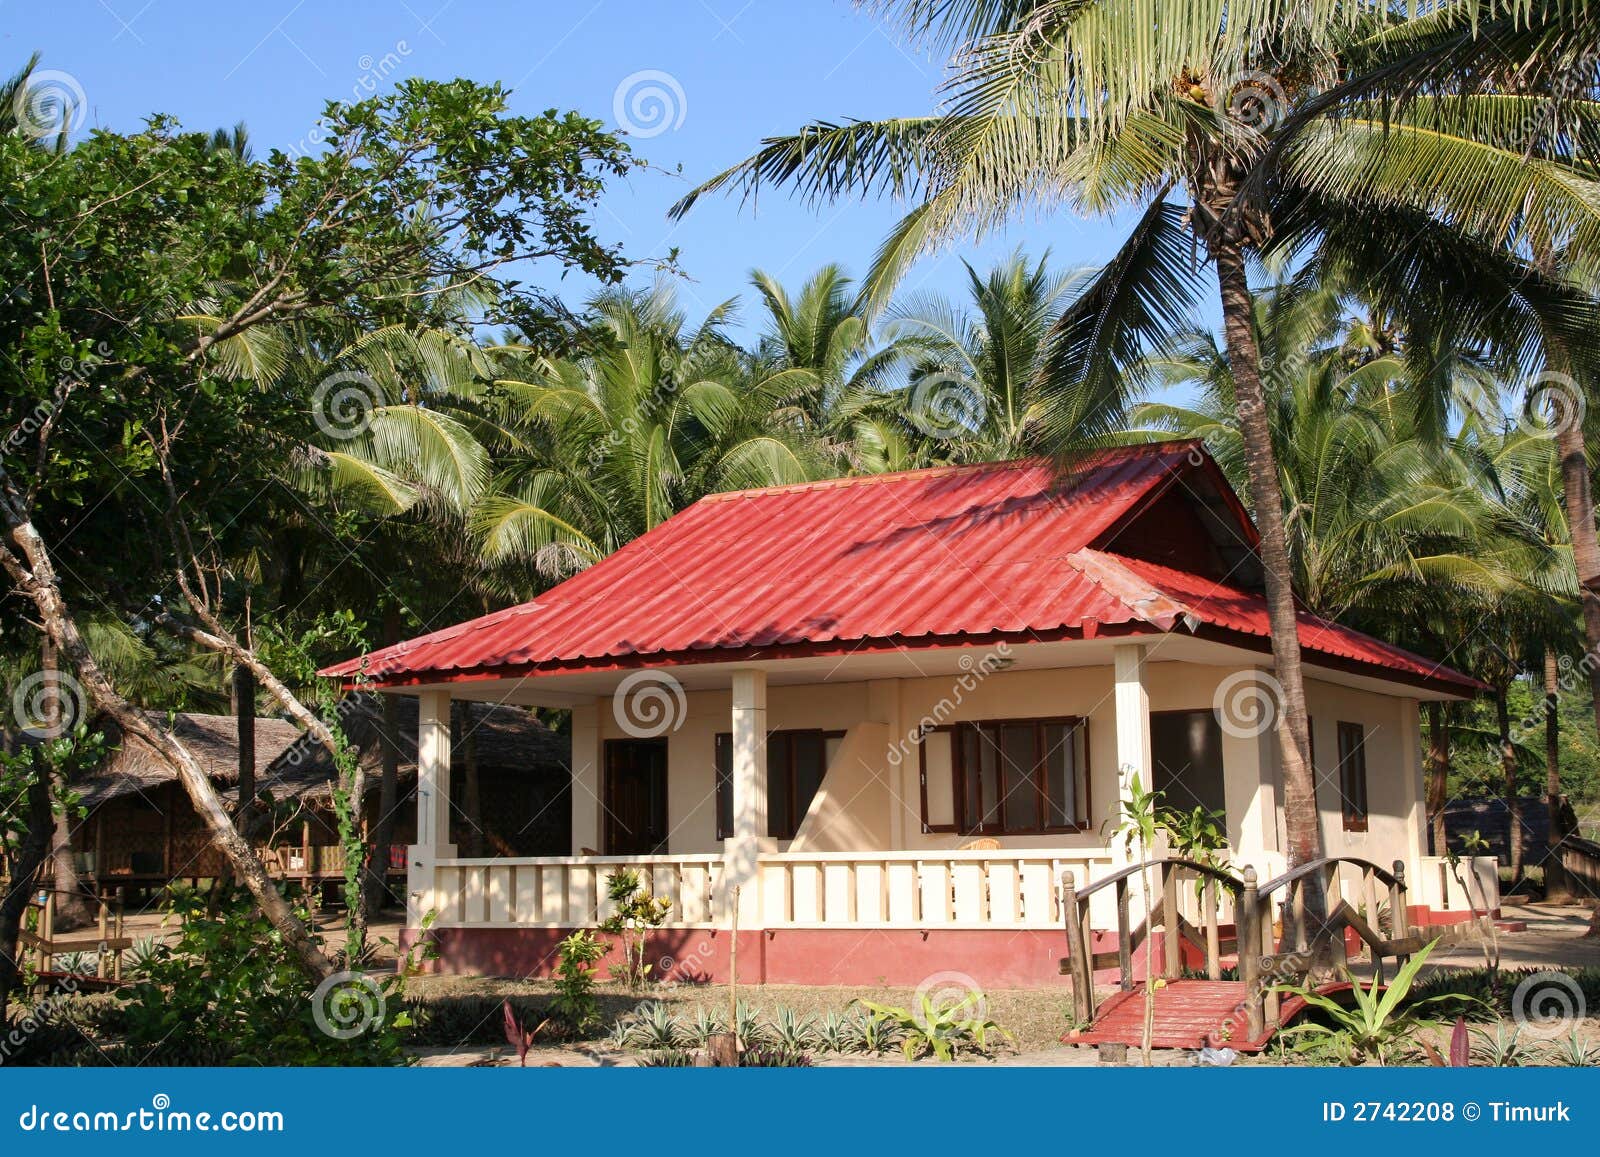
[728,669,767,929]
[1397,697,1426,872]
[569,699,602,855]
[407,689,455,925]
[1112,645,1152,863]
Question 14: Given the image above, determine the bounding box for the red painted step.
[1072,980,1253,1051]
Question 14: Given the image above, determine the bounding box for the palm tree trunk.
[1495,687,1523,885]
[1213,240,1323,882]
[1544,650,1573,902]
[1556,421,1600,738]
[1426,701,1450,854]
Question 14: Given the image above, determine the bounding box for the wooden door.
[603,739,668,855]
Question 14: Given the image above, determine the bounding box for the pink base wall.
[408,926,1073,987]
[404,905,1480,989]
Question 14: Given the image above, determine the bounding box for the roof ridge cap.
[1066,548,1201,633]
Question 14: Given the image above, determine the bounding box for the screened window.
[1336,721,1369,832]
[919,717,1089,835]
[715,729,842,840]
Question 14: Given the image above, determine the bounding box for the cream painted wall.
[1304,677,1428,878]
[587,661,1428,878]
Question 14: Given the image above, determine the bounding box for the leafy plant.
[111,887,410,1066]
[624,1001,683,1049]
[1472,1024,1526,1068]
[1108,771,1163,1064]
[854,993,1011,1062]
[845,1007,898,1054]
[1548,1029,1599,1068]
[1275,939,1477,1066]
[639,1047,695,1067]
[1420,1017,1473,1066]
[814,1011,852,1053]
[767,1006,818,1051]
[734,1000,770,1048]
[502,999,549,1067]
[550,929,608,1031]
[599,870,672,988]
[740,1045,814,1067]
[684,1008,726,1049]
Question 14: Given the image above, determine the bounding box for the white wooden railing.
[760,850,1116,929]
[430,855,724,929]
[427,849,1116,931]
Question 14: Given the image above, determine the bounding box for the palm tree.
[673,1,1600,881]
[884,249,1081,462]
[471,283,825,586]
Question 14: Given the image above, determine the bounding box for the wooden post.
[96,895,110,979]
[112,901,124,982]
[1115,879,1133,990]
[1203,876,1221,980]
[1390,860,1410,963]
[40,891,55,974]
[707,883,741,1067]
[1161,864,1181,979]
[1061,870,1093,1025]
[1238,867,1263,1040]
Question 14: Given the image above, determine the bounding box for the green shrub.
[740,1045,813,1067]
[111,887,410,1066]
[551,930,608,1030]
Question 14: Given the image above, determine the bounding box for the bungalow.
[323,441,1496,987]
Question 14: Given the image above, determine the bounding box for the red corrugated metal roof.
[322,441,1479,695]
[1080,551,1485,693]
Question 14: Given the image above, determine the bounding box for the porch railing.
[759,850,1115,929]
[429,854,724,929]
[426,849,1116,931]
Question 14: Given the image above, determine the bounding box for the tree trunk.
[1213,240,1323,883]
[0,730,56,1028]
[1426,701,1450,854]
[1495,687,1523,885]
[1556,420,1600,739]
[364,605,402,916]
[40,638,91,931]
[1544,650,1573,902]
[233,662,256,827]
[0,483,334,982]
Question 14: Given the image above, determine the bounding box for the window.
[1336,722,1369,832]
[1150,710,1227,819]
[919,717,1089,835]
[715,729,842,840]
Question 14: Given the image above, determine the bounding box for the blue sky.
[8,0,1154,341]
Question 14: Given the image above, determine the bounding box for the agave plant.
[767,1006,819,1051]
[123,937,162,978]
[53,951,95,977]
[626,1002,685,1050]
[813,1011,852,1054]
[734,1000,769,1048]
[846,1008,900,1054]
[683,1008,726,1050]
[1548,1029,1599,1068]
[1276,940,1480,1065]
[855,993,1011,1062]
[1472,1024,1527,1068]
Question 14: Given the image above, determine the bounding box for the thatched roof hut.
[255,694,571,856]
[76,712,303,809]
